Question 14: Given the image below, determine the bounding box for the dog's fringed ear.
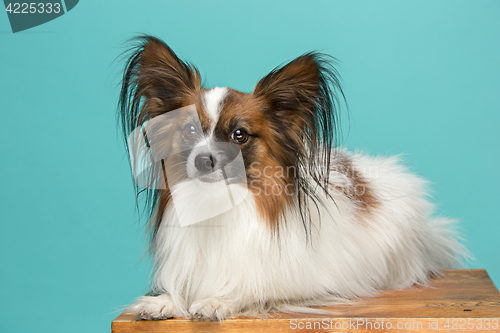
[118,35,202,230]
[253,52,343,145]
[119,35,202,137]
[253,52,345,195]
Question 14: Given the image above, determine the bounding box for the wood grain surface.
[112,269,500,332]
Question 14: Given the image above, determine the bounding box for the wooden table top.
[112,269,500,332]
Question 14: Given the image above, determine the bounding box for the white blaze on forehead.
[203,87,228,125]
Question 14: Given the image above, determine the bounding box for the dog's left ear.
[254,54,323,119]
[253,52,344,157]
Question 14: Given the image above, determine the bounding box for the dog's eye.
[183,124,197,138]
[231,128,249,143]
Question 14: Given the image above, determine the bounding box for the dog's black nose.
[195,153,216,174]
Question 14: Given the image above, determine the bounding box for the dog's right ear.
[118,36,201,233]
[119,35,201,136]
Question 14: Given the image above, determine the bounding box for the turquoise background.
[1,1,499,332]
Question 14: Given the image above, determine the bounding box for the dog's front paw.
[188,298,233,321]
[126,294,182,320]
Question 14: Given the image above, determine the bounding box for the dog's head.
[119,35,344,232]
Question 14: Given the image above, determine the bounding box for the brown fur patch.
[213,89,300,231]
[330,154,378,212]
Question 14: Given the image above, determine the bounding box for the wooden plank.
[112,269,500,332]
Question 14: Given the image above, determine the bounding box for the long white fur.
[127,149,465,320]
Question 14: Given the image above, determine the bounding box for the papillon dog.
[119,35,466,321]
